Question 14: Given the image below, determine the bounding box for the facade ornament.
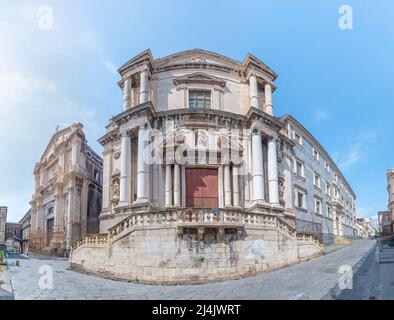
[191,56,207,63]
[113,151,121,159]
[197,226,205,240]
[111,177,120,206]
[217,228,225,241]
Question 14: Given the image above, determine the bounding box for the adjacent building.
[384,169,394,235]
[30,123,103,256]
[19,209,31,253]
[378,211,390,235]
[0,206,7,249]
[281,116,357,243]
[70,49,357,283]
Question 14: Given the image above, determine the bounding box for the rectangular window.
[297,192,304,208]
[314,199,321,215]
[325,161,330,172]
[327,206,332,218]
[313,148,319,160]
[295,161,304,177]
[296,189,306,210]
[326,183,331,196]
[294,132,302,145]
[314,172,321,188]
[189,90,211,109]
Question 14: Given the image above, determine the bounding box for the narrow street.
[0,239,379,300]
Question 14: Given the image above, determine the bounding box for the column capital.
[252,128,262,136]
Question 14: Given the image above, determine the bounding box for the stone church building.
[70,49,356,283]
[30,123,103,256]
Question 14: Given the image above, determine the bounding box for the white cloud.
[105,61,118,75]
[336,131,377,171]
[313,109,327,122]
[0,72,56,106]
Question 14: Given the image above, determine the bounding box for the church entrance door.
[186,168,218,208]
[47,218,54,246]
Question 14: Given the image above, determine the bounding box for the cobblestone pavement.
[5,239,375,300]
[0,265,14,300]
[335,241,394,300]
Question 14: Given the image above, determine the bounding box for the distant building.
[19,209,31,253]
[29,123,103,256]
[5,222,22,252]
[355,217,375,238]
[384,169,394,235]
[0,206,7,249]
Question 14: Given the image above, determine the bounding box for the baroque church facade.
[70,49,356,283]
[30,124,103,256]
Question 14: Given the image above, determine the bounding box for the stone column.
[165,164,172,207]
[249,74,259,109]
[284,156,293,211]
[119,132,131,207]
[264,82,273,116]
[139,69,149,104]
[232,166,240,207]
[66,188,74,250]
[268,137,280,205]
[173,163,181,206]
[135,126,149,203]
[54,184,63,246]
[80,179,89,236]
[224,165,232,207]
[71,138,81,171]
[122,77,131,111]
[252,130,265,202]
[102,151,112,210]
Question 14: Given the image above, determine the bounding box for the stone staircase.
[378,236,394,263]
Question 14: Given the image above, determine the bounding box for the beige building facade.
[0,206,7,249]
[30,124,103,256]
[70,49,355,283]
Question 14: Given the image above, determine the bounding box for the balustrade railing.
[74,233,108,250]
[296,233,323,247]
[73,208,300,250]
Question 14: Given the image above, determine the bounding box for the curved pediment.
[156,49,240,68]
[173,72,226,87]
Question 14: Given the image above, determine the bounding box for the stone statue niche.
[111,176,120,207]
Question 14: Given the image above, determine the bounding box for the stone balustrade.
[74,233,108,250]
[73,208,301,251]
[296,233,323,249]
[106,207,297,240]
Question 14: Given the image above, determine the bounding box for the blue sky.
[0,0,393,224]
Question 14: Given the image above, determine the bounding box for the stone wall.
[71,221,322,284]
[0,207,7,248]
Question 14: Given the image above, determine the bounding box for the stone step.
[379,249,394,263]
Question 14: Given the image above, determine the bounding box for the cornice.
[246,107,284,131]
[173,72,226,87]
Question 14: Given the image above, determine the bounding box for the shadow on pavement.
[6,252,29,260]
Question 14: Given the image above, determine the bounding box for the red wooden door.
[186,168,218,208]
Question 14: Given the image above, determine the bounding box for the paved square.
[1,239,375,300]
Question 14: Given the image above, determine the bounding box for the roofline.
[18,208,31,224]
[280,114,356,199]
[155,48,242,67]
[117,48,277,79]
